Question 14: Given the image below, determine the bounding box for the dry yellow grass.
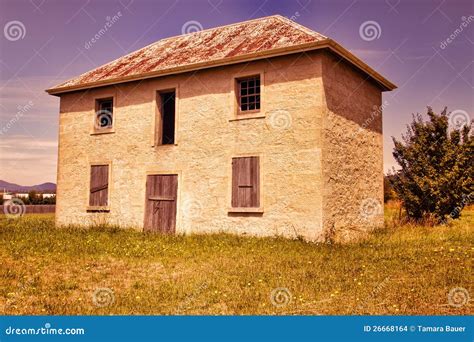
[0,206,472,315]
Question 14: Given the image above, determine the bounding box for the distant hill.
[0,180,56,193]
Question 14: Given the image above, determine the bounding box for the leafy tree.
[28,190,40,204]
[390,107,473,223]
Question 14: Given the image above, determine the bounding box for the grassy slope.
[0,207,472,315]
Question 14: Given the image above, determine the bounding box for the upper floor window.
[237,76,260,113]
[95,98,113,131]
[156,90,176,145]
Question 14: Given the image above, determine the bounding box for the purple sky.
[0,0,472,185]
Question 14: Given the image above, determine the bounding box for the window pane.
[238,76,260,113]
[101,101,112,112]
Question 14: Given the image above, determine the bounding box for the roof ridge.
[273,15,327,39]
[161,14,284,41]
[52,15,288,89]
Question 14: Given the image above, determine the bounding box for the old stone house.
[47,15,395,242]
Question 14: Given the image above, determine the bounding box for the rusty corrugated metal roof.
[47,15,395,94]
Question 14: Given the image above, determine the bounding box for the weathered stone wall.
[56,52,326,241]
[321,51,384,242]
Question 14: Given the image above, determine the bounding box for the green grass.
[0,207,472,315]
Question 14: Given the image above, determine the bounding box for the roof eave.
[325,39,397,91]
[45,39,396,95]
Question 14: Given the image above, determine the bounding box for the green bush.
[390,107,473,223]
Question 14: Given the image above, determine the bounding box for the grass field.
[0,206,472,315]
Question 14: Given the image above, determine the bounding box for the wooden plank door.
[144,175,178,233]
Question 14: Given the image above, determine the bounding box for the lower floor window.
[231,156,260,208]
[89,165,109,206]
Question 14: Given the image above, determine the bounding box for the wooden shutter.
[89,165,109,206]
[232,157,260,207]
